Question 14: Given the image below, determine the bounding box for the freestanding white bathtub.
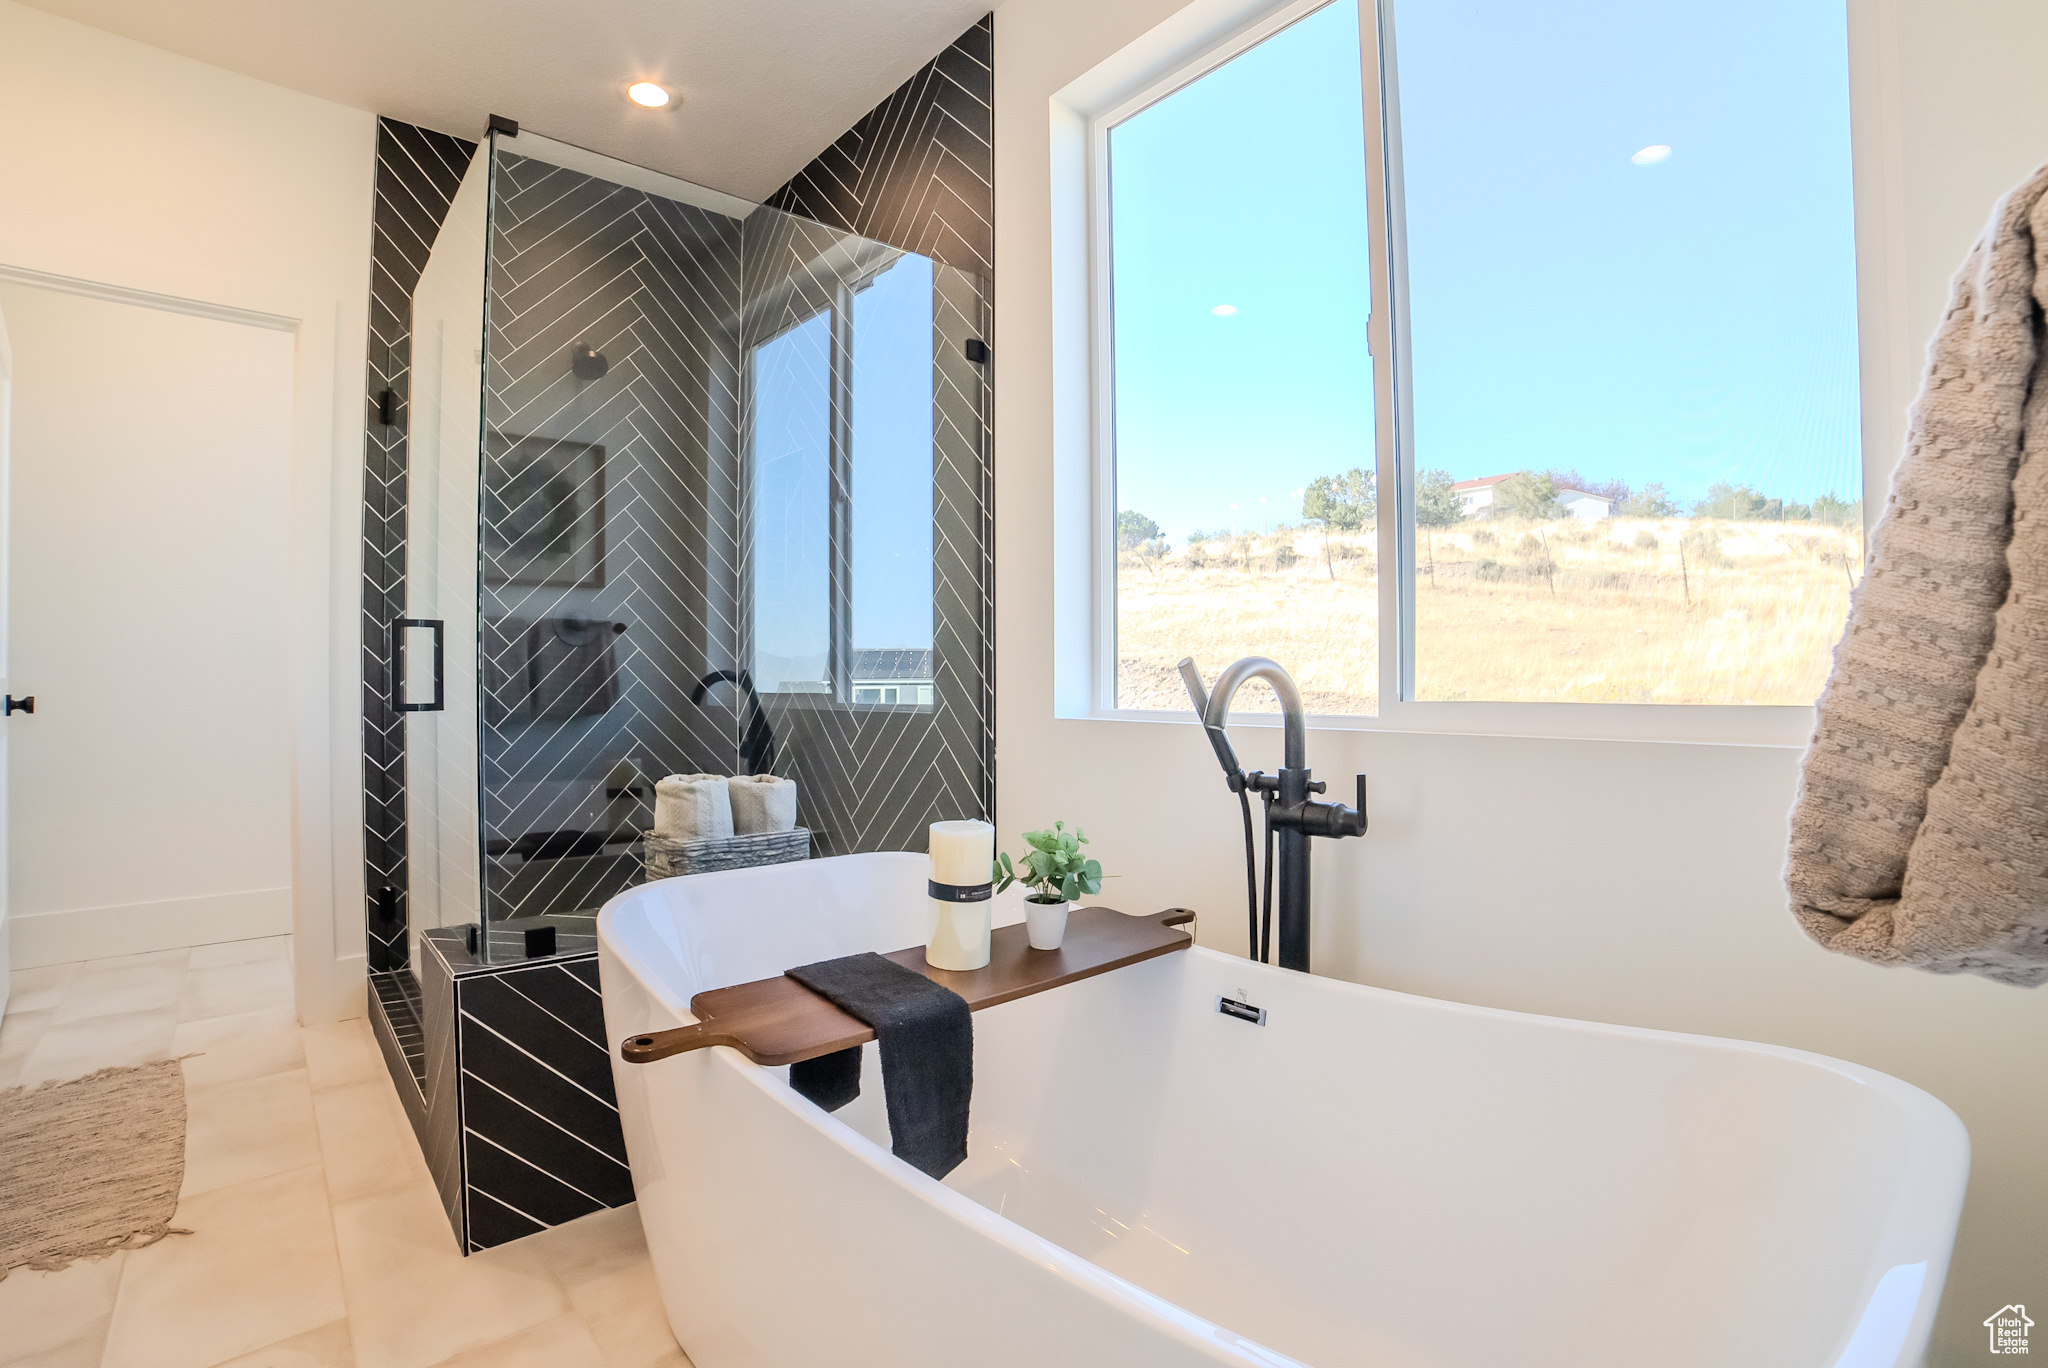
[597,852,1968,1368]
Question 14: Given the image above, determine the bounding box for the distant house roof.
[1453,473,1611,502]
[851,648,933,682]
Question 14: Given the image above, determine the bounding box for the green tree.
[1812,493,1862,529]
[1303,468,1376,530]
[1692,482,1774,520]
[1116,509,1160,550]
[1415,468,1465,527]
[1616,482,1679,518]
[1494,471,1563,520]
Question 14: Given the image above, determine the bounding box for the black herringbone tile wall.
[766,14,993,279]
[477,143,992,882]
[457,958,631,1250]
[737,207,992,855]
[479,153,748,921]
[746,11,996,851]
[359,20,996,1250]
[363,22,995,963]
[363,119,478,973]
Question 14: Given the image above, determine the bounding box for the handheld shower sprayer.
[1178,656,1367,972]
[1177,659,1242,788]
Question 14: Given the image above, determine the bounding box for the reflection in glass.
[851,255,935,706]
[750,314,833,694]
[403,141,489,969]
[742,249,940,706]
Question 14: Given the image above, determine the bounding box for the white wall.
[0,0,376,1021]
[991,0,2048,1362]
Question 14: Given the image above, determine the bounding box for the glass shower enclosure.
[393,128,990,969]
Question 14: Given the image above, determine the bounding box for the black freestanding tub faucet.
[1178,656,1367,973]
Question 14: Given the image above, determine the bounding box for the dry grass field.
[1117,516,1862,713]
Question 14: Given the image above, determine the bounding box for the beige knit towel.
[653,773,733,841]
[727,774,797,834]
[1788,160,2048,987]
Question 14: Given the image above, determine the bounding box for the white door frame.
[0,237,366,1025]
[0,291,11,1014]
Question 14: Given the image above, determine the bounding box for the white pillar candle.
[926,819,994,971]
[928,819,994,887]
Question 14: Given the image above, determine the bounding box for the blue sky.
[1110,0,1861,544]
[848,254,935,652]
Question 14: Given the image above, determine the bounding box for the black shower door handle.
[392,619,445,713]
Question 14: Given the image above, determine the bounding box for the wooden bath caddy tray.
[619,906,1195,1066]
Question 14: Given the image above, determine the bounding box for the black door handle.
[5,695,32,716]
[391,620,445,712]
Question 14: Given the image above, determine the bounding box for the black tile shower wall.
[419,938,466,1240]
[359,19,997,1251]
[413,934,632,1252]
[753,11,997,848]
[479,155,747,919]
[765,14,994,279]
[737,210,994,854]
[362,118,478,972]
[364,28,998,951]
[479,131,996,871]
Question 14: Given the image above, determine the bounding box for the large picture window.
[1100,0,1863,726]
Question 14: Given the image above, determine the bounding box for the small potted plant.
[993,820,1103,950]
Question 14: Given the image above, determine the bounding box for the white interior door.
[0,281,295,968]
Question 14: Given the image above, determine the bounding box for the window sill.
[1087,701,1815,749]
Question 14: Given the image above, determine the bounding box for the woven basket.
[642,827,811,879]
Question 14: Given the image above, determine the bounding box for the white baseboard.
[7,886,293,969]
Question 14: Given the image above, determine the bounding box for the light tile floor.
[0,938,692,1368]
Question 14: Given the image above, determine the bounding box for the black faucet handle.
[1308,778,1327,794]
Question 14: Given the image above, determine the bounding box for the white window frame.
[1071,0,1891,748]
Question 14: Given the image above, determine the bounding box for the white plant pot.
[1024,898,1071,951]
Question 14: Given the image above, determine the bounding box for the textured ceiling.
[15,0,992,200]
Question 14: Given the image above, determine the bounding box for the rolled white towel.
[653,773,733,841]
[728,774,797,834]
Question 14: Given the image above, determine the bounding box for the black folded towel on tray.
[784,952,972,1180]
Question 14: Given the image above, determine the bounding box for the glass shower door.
[402,143,489,968]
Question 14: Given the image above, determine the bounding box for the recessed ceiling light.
[1211,304,1238,316]
[627,82,672,109]
[1631,144,1672,165]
